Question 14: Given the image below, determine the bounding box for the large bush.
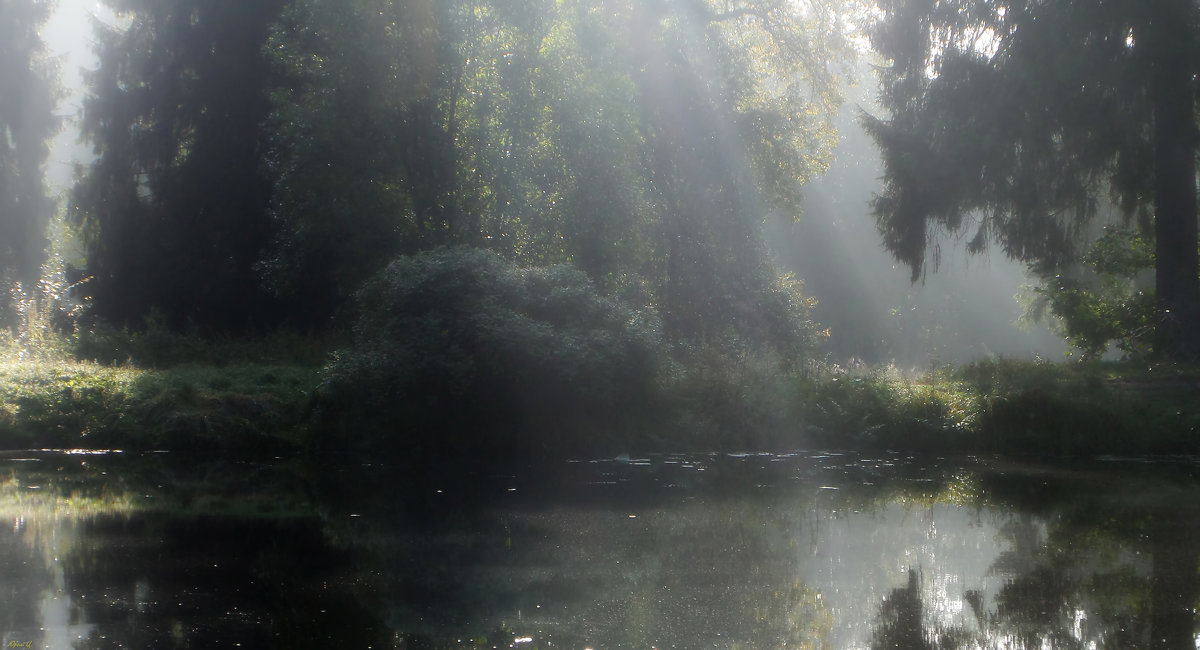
[314,247,669,465]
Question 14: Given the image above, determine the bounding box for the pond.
[0,449,1198,648]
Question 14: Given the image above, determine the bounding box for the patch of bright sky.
[40,0,123,195]
[926,6,1006,77]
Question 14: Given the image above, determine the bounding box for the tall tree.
[866,0,1200,360]
[625,0,842,343]
[0,0,59,326]
[262,0,469,325]
[72,0,285,332]
[264,0,852,345]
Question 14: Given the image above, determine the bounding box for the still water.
[0,449,1197,648]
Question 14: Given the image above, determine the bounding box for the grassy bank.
[1,341,1198,459]
[796,359,1200,456]
[0,357,321,455]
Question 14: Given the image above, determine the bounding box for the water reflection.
[64,514,388,648]
[0,450,388,649]
[0,451,133,650]
[332,453,1200,649]
[0,513,69,650]
[974,464,1200,649]
[803,500,1015,648]
[0,450,1198,648]
[863,461,1200,649]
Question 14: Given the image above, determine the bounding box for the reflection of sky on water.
[1,517,95,650]
[0,485,1043,649]
[0,450,383,649]
[0,452,129,650]
[799,500,1021,648]
[0,451,1195,647]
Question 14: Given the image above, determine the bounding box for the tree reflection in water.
[63,515,390,648]
[869,462,1200,649]
[0,515,55,650]
[1,451,1198,647]
[0,452,391,648]
[872,569,934,649]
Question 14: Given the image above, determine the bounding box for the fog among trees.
[21,0,1089,369]
[5,5,1200,645]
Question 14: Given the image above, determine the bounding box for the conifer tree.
[73,0,285,331]
[867,0,1200,359]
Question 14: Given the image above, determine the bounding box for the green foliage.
[663,346,806,450]
[2,340,1199,459]
[72,315,331,368]
[795,364,974,451]
[778,358,1200,456]
[120,363,320,452]
[865,0,1200,359]
[262,0,850,343]
[261,0,446,323]
[62,0,855,356]
[0,358,320,453]
[955,358,1200,455]
[1027,228,1156,359]
[314,247,670,463]
[866,0,1154,276]
[1083,227,1155,276]
[0,361,132,446]
[1,209,92,362]
[658,272,828,449]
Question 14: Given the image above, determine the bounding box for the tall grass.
[699,356,1200,456]
[0,356,321,453]
[959,358,1200,455]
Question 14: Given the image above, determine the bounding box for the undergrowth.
[794,358,1200,456]
[0,290,1196,459]
[0,336,323,454]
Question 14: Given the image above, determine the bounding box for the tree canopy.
[263,0,855,344]
[865,0,1200,360]
[65,0,855,349]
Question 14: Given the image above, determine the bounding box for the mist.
[5,2,1200,647]
[41,0,110,195]
[34,1,1067,366]
[771,101,1068,367]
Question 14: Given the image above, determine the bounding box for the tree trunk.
[1149,0,1200,361]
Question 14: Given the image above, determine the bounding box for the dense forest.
[62,0,849,342]
[1,0,1199,460]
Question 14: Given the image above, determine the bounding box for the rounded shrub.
[313,247,668,467]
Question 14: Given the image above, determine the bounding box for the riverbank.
[0,351,1196,459]
[0,358,321,455]
[798,359,1200,456]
